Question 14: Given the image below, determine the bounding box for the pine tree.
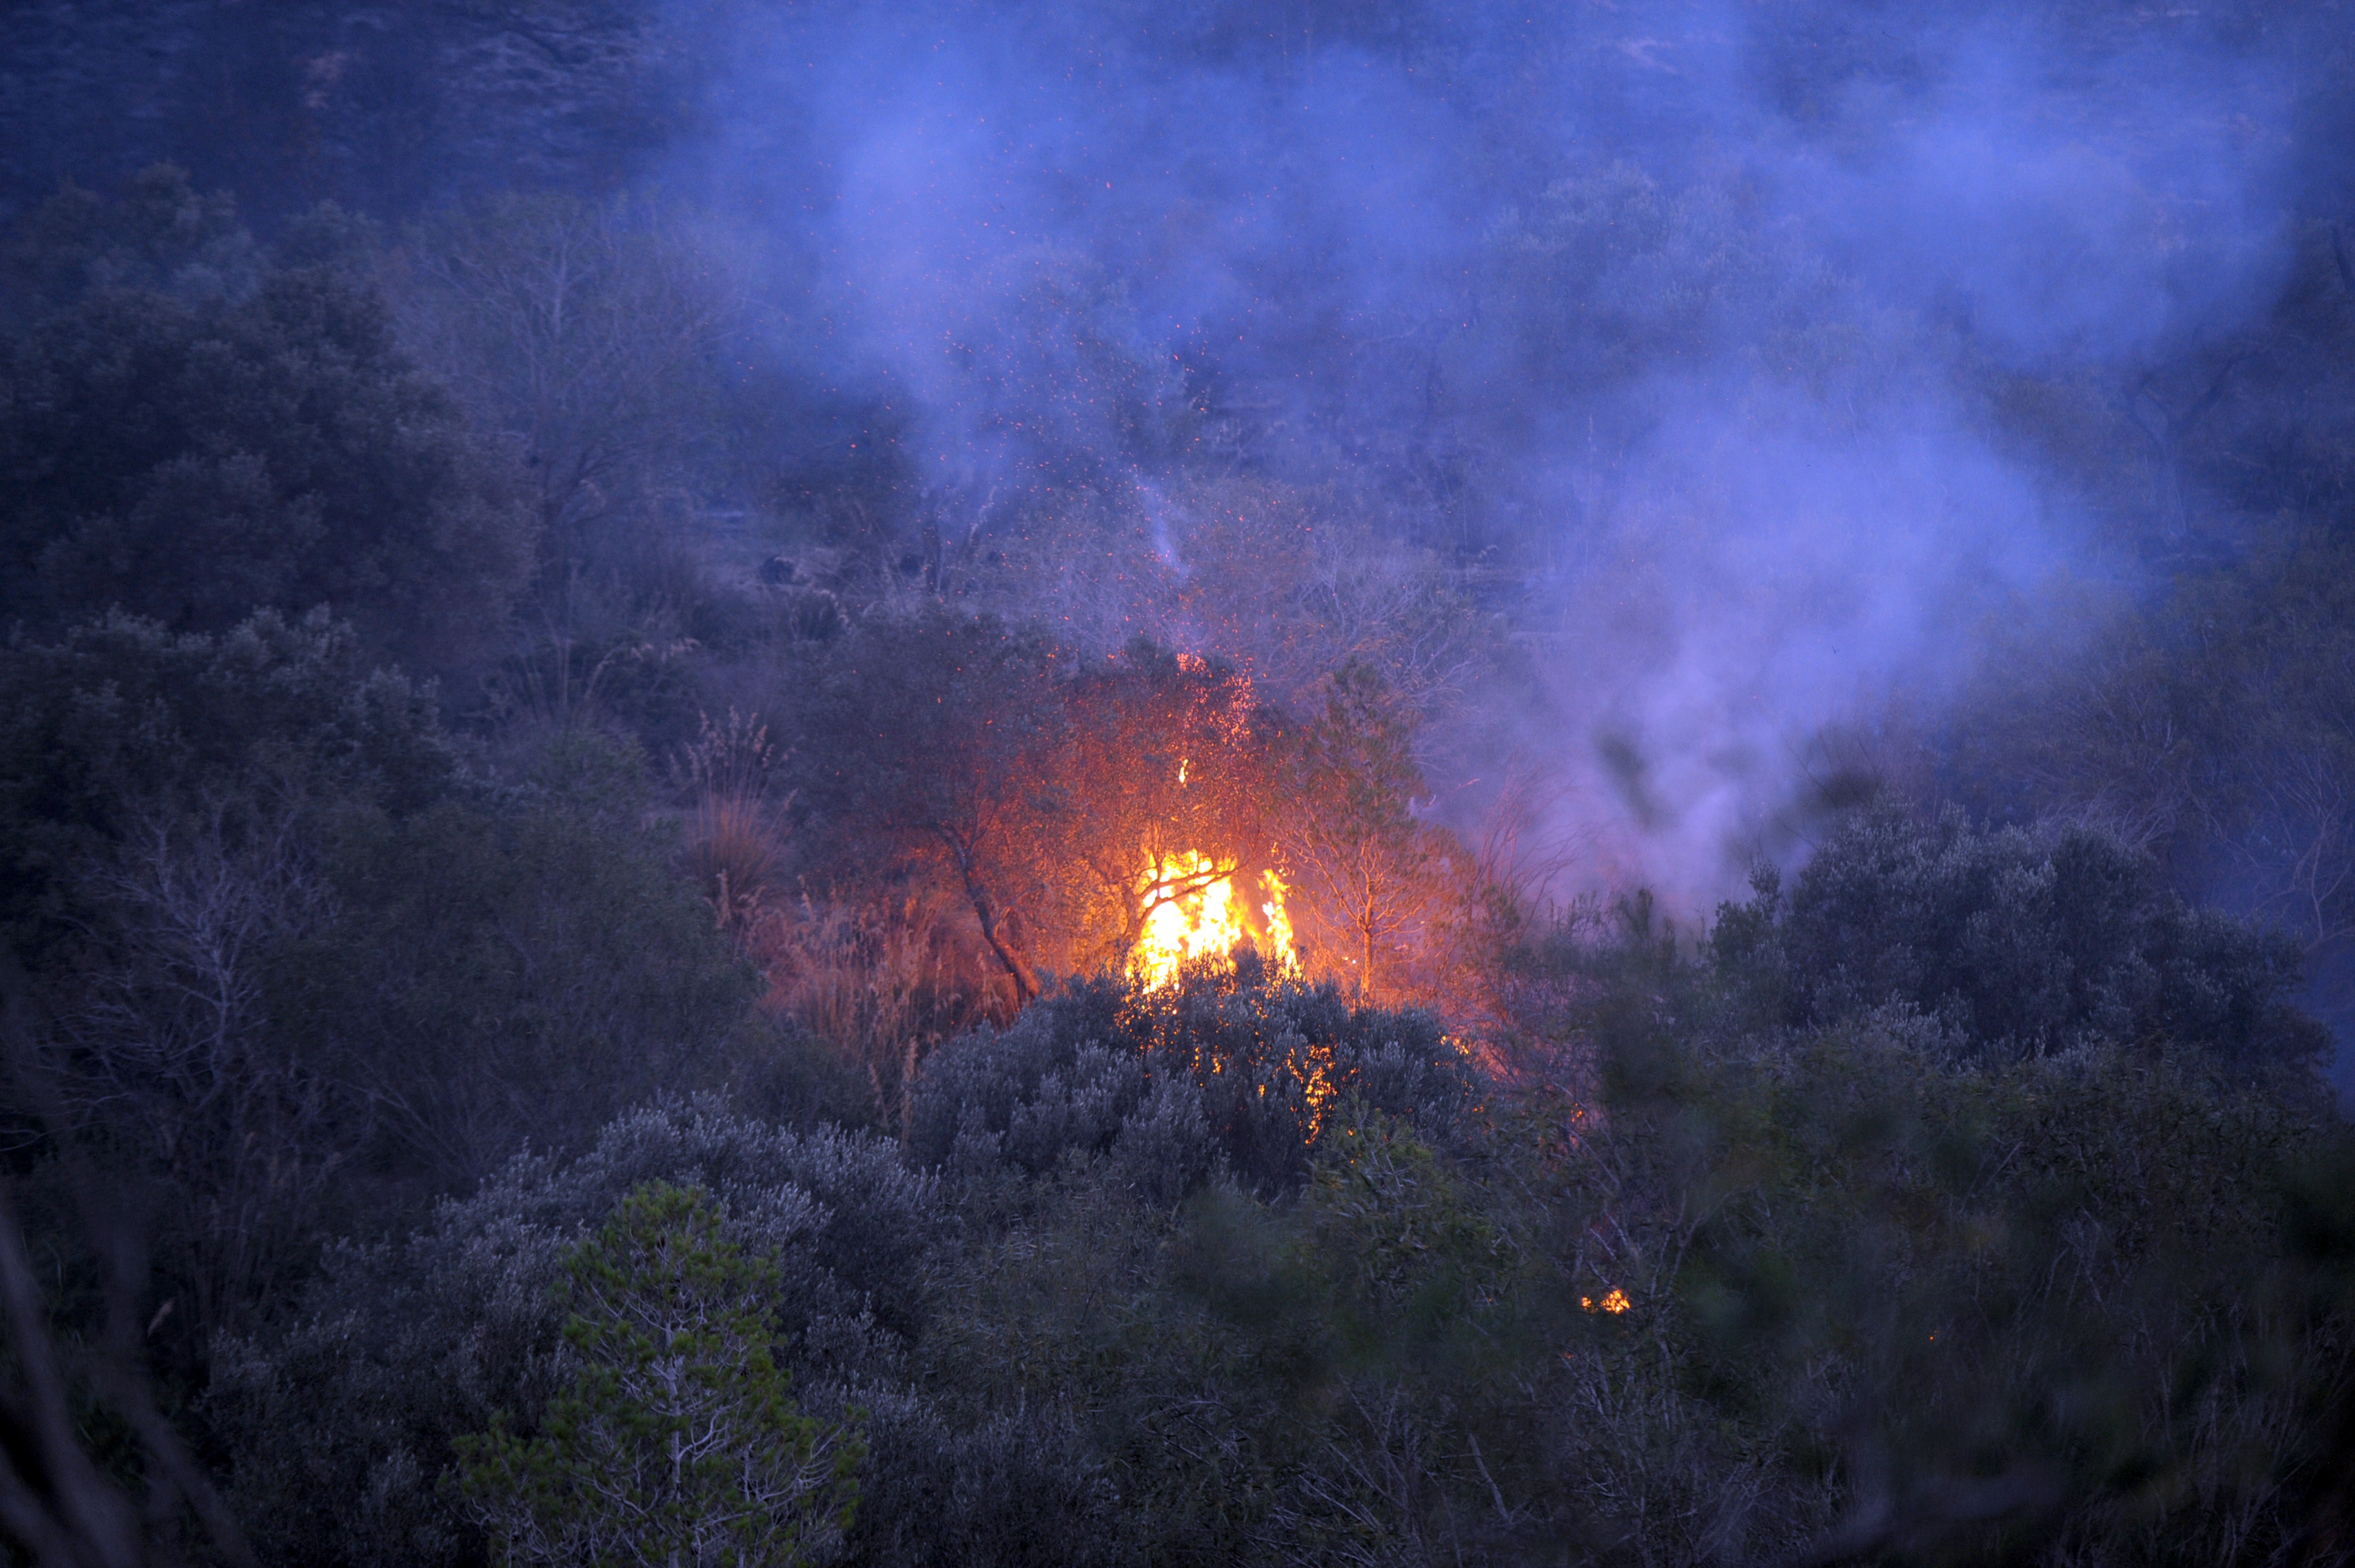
[454,1183,862,1568]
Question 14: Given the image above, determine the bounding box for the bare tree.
[1999,538,2355,978]
[1279,663,1460,1001]
[396,194,743,606]
[2116,350,2249,540]
[40,805,350,1335]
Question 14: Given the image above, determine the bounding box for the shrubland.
[0,115,2353,1568]
[189,952,2355,1567]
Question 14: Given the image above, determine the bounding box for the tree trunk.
[948,841,1039,1004]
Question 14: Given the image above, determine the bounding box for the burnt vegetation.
[3,2,2355,1565]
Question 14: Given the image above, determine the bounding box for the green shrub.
[452,1182,863,1568]
[1711,805,2327,1074]
[206,1101,938,1568]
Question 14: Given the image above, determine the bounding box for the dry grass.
[749,891,1003,1138]
[676,708,787,934]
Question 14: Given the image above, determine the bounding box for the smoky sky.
[657,0,2320,906]
[676,2,2307,403]
[0,0,2332,906]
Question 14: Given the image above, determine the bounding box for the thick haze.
[656,0,2317,906]
[0,0,2336,910]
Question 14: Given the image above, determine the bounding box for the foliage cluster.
[907,965,1477,1205]
[452,1182,864,1568]
[0,169,531,670]
[786,609,1458,1016]
[0,603,764,1365]
[4,69,2355,1568]
[207,1102,933,1568]
[1957,528,2355,1048]
[899,990,2355,1567]
[1705,804,2329,1077]
[191,952,2355,1567]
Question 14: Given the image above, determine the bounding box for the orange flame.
[1127,753,1295,990]
[1131,852,1297,989]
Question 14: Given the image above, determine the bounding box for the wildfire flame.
[1131,853,1297,989]
[1259,867,1294,967]
[1127,752,1296,990]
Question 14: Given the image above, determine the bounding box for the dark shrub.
[1713,806,2327,1072]
[0,171,530,669]
[207,1099,942,1568]
[907,961,1480,1201]
[0,607,459,960]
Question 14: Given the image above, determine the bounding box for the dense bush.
[197,1005,2355,1568]
[207,1101,939,1568]
[907,963,1480,1203]
[0,606,460,961]
[0,615,786,1356]
[452,1182,865,1568]
[0,168,531,668]
[273,790,764,1194]
[1708,805,2329,1074]
[913,1018,2355,1567]
[0,607,476,1340]
[1954,528,2355,1053]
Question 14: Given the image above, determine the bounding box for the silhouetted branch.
[0,975,253,1568]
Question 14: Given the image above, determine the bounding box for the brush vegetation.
[4,7,2355,1565]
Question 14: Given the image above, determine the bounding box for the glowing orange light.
[1259,868,1294,964]
[1299,1040,1335,1139]
[1130,850,1296,989]
[1581,1289,1632,1315]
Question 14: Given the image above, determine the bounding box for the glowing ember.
[1300,1039,1336,1139]
[1581,1289,1632,1315]
[1131,850,1297,989]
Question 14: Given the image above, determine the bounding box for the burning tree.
[794,616,1299,998]
[793,607,1071,1005]
[792,611,1462,1023]
[1057,640,1291,983]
